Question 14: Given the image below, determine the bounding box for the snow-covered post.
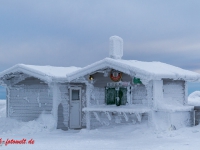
[153,80,163,110]
[85,83,93,130]
[52,82,59,129]
[184,81,188,105]
[6,86,10,118]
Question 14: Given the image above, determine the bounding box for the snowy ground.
[1,100,200,150]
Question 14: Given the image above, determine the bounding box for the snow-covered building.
[0,36,200,130]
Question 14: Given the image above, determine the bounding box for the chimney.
[109,36,123,59]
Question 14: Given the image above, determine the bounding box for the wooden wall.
[132,84,147,105]
[86,72,148,129]
[57,84,69,130]
[163,79,185,104]
[8,77,52,121]
[194,106,200,125]
[8,75,87,130]
[91,72,147,106]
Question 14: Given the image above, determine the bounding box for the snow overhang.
[0,65,52,85]
[0,64,81,85]
[66,58,200,84]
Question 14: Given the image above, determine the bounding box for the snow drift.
[0,100,56,135]
[188,91,200,106]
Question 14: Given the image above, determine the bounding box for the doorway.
[69,87,81,129]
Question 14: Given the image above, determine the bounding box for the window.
[105,87,127,105]
[72,90,80,100]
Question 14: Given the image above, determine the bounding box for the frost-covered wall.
[146,81,153,108]
[57,84,69,130]
[163,79,185,104]
[152,111,194,130]
[8,77,52,121]
[132,84,147,105]
[57,83,86,129]
[91,72,132,105]
[85,72,149,129]
[90,87,105,105]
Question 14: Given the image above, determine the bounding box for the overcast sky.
[0,1,200,97]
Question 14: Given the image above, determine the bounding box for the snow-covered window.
[105,87,127,105]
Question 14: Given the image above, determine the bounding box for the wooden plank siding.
[194,106,200,125]
[8,77,52,121]
[132,84,147,105]
[92,72,148,105]
[57,84,69,130]
[163,79,185,104]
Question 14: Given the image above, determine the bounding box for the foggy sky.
[0,0,200,72]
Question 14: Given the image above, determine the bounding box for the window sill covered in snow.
[82,104,151,113]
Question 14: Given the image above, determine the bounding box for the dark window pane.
[72,90,79,100]
[105,87,127,105]
[106,88,116,105]
[120,88,127,105]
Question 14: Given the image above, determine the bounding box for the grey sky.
[0,0,200,72]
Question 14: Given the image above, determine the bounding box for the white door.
[69,87,81,129]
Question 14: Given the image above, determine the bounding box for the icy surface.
[1,101,200,149]
[188,91,200,106]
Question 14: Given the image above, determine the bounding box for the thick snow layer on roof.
[0,64,81,81]
[115,59,198,78]
[67,58,200,82]
[188,91,200,106]
[19,64,81,78]
[0,58,200,83]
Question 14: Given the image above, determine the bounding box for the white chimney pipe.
[109,36,123,59]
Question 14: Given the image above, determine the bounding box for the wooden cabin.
[0,36,199,130]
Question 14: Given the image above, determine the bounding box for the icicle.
[93,112,102,124]
[105,112,112,120]
[135,113,142,122]
[123,112,129,121]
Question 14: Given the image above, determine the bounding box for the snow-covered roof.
[66,58,200,83]
[0,58,200,84]
[0,64,81,83]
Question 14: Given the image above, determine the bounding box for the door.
[69,87,81,129]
